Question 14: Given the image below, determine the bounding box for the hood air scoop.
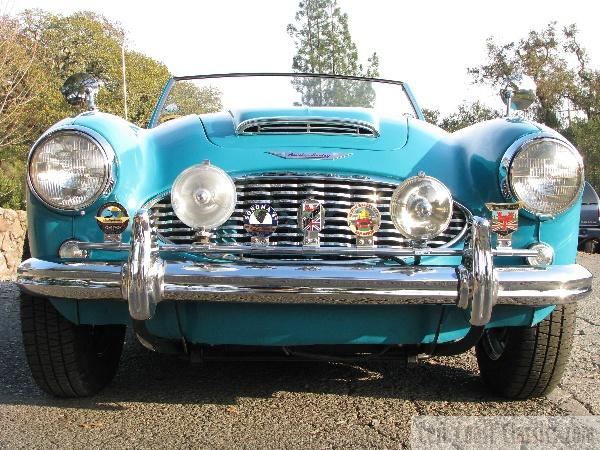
[236,117,379,137]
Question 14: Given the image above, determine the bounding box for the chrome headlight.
[171,161,236,230]
[390,174,453,241]
[504,137,584,216]
[28,128,114,210]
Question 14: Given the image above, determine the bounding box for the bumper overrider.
[17,210,592,327]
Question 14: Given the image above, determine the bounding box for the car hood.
[200,107,409,151]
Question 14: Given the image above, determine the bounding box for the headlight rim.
[499,134,584,219]
[27,125,117,212]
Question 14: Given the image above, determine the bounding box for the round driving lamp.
[171,161,236,230]
[507,138,584,216]
[28,129,113,210]
[390,175,453,241]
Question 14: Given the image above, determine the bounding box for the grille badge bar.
[147,175,470,250]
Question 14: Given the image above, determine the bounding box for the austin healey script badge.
[485,202,523,248]
[347,203,381,248]
[244,202,278,246]
[298,199,325,247]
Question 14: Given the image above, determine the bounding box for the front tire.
[20,293,126,397]
[476,304,576,399]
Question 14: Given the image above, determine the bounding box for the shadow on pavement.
[1,324,502,410]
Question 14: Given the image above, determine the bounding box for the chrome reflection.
[17,258,592,307]
[121,209,164,320]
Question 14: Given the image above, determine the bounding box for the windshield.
[153,73,419,126]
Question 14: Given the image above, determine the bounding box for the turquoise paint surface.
[33,105,583,342]
[531,305,557,326]
[51,299,551,345]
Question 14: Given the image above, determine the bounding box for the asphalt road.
[0,254,598,449]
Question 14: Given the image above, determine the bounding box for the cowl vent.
[236,118,379,137]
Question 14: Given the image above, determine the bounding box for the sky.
[12,0,600,115]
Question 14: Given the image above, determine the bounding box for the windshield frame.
[148,72,423,128]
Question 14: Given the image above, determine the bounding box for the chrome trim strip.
[17,259,592,306]
[233,175,397,187]
[77,240,540,258]
[233,173,375,182]
[238,182,389,190]
[153,218,467,228]
[266,152,354,160]
[236,190,383,199]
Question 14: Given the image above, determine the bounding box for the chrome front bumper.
[17,210,593,326]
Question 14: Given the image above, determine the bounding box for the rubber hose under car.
[426,326,484,356]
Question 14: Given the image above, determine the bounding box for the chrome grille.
[149,174,469,248]
[237,119,377,137]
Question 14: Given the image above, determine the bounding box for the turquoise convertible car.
[17,73,592,399]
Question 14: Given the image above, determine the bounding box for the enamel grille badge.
[298,199,325,247]
[244,203,278,246]
[486,202,523,248]
[96,202,129,241]
[347,203,381,247]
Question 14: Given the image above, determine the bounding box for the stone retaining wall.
[0,209,27,280]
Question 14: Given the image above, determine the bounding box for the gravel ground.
[0,254,598,449]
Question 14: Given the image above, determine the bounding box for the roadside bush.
[0,155,27,210]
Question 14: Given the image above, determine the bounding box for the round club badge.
[347,203,381,236]
[243,203,279,237]
[95,202,129,235]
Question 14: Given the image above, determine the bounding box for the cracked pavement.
[0,254,598,449]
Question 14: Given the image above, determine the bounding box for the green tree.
[439,101,501,132]
[0,14,48,151]
[0,13,49,209]
[421,108,440,125]
[20,10,171,128]
[422,102,500,132]
[468,22,599,128]
[123,50,174,126]
[160,81,222,123]
[562,25,600,120]
[469,22,600,191]
[0,9,206,209]
[287,0,379,107]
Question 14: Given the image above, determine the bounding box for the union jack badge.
[298,199,325,247]
[485,201,523,248]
